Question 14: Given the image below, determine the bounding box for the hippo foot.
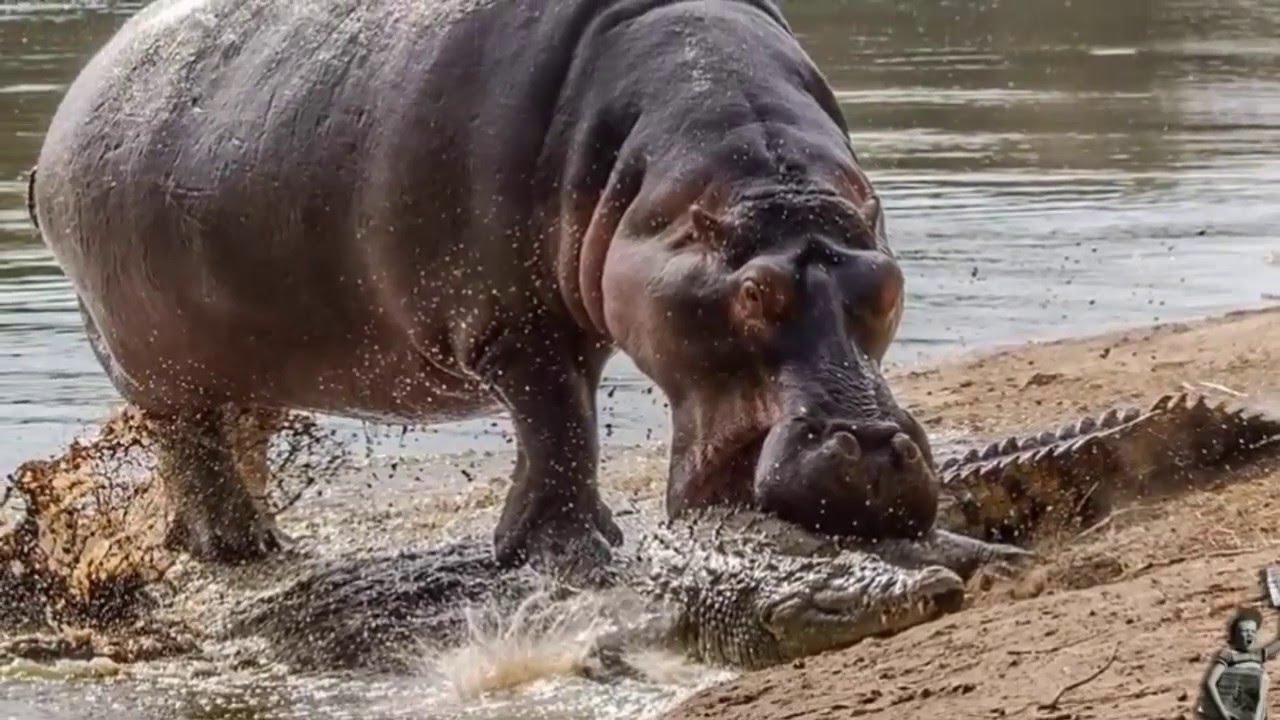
[533,527,622,589]
[870,529,1037,583]
[164,509,286,564]
[494,498,623,588]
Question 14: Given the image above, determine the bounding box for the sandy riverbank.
[664,304,1280,720]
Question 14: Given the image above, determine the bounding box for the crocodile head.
[757,554,964,663]
[629,507,972,668]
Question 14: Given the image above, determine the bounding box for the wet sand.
[664,304,1280,720]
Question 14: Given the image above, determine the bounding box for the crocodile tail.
[26,166,39,231]
[939,404,1145,472]
[937,392,1280,543]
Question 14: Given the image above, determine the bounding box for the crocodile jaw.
[758,555,964,663]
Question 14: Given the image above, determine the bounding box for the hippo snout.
[753,414,939,539]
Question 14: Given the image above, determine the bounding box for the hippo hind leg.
[223,405,291,543]
[156,407,284,563]
[77,298,142,400]
[77,298,282,562]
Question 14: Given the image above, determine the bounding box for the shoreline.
[275,301,1280,550]
[662,302,1280,720]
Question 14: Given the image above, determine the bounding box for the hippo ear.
[690,205,727,245]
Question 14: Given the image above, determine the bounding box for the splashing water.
[0,403,722,720]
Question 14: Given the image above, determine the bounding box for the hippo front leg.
[481,335,622,584]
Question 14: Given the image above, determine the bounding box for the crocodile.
[222,507,1034,675]
[2,407,1023,675]
[5,391,1276,676]
[934,392,1280,543]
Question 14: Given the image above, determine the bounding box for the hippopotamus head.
[598,181,937,540]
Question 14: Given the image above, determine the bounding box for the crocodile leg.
[868,528,1036,582]
[669,506,1036,582]
[578,605,677,682]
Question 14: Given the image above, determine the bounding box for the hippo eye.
[732,265,792,335]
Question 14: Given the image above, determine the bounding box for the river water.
[1,0,1278,718]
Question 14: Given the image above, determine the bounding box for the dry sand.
[664,304,1280,720]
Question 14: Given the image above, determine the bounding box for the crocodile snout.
[762,556,965,663]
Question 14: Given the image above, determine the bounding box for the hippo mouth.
[672,407,939,541]
[748,413,939,539]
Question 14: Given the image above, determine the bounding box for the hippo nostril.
[890,433,921,464]
[827,430,861,460]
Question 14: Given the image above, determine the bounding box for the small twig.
[1007,631,1102,656]
[1071,481,1100,519]
[1040,643,1119,709]
[1074,505,1156,541]
[1196,380,1246,398]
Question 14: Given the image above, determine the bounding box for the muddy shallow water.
[1,0,1279,718]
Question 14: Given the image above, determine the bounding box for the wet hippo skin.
[30,0,935,577]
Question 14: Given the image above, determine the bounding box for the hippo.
[29,0,936,577]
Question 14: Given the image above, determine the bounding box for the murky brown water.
[1,0,1279,718]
